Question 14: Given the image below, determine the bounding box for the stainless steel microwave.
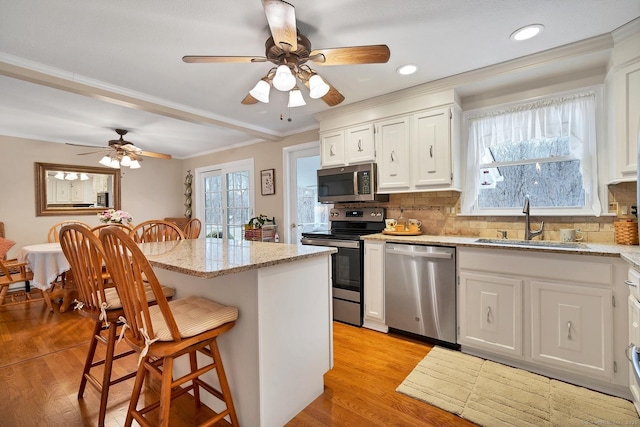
[317,163,388,203]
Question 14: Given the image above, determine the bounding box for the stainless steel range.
[300,207,385,326]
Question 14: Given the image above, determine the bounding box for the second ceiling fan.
[182,0,390,107]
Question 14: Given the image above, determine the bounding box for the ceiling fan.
[68,129,172,169]
[182,0,390,107]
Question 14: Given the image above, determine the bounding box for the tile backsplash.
[336,182,637,244]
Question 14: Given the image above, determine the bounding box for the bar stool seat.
[99,226,240,427]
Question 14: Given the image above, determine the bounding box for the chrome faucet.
[523,195,544,240]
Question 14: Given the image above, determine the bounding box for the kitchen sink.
[475,238,589,249]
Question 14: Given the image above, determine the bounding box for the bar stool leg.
[97,322,118,427]
[125,357,148,427]
[159,356,174,427]
[189,352,202,407]
[210,340,239,426]
[78,321,101,398]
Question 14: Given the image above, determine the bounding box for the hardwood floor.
[0,300,475,426]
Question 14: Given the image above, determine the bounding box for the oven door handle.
[301,238,360,249]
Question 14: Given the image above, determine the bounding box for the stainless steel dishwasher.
[385,243,457,345]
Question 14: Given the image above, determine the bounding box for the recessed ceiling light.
[396,64,418,75]
[510,24,544,41]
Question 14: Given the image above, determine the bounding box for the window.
[461,91,601,216]
[195,159,254,240]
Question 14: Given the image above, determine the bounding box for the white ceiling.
[1,0,639,160]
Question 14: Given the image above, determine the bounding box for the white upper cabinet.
[320,130,345,167]
[320,124,375,167]
[412,107,452,187]
[345,124,375,165]
[607,26,640,183]
[376,116,411,190]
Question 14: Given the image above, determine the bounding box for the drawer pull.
[567,321,572,340]
[486,306,492,323]
[625,280,637,288]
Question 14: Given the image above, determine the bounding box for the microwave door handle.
[353,171,359,195]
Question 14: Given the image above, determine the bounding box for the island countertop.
[141,238,336,279]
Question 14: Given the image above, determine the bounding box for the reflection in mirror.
[35,162,121,216]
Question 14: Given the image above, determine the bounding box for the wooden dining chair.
[59,224,175,427]
[91,222,133,237]
[47,220,91,243]
[99,226,239,427]
[0,258,47,308]
[183,218,202,239]
[130,220,185,243]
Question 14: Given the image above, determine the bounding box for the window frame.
[194,158,255,239]
[461,87,605,217]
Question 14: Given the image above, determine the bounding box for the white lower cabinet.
[458,272,522,357]
[363,241,387,332]
[531,281,612,379]
[458,247,629,396]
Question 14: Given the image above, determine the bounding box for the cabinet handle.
[486,306,492,323]
[357,139,363,152]
[625,279,637,288]
[567,321,572,340]
[390,150,395,162]
[429,145,433,158]
[330,144,335,156]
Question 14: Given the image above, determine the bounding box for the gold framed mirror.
[35,162,121,216]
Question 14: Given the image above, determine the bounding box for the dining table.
[17,242,76,312]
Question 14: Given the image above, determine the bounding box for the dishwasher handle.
[385,246,453,259]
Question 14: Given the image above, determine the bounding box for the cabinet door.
[412,107,452,186]
[376,116,411,190]
[320,130,345,167]
[614,60,640,178]
[345,124,375,164]
[458,272,523,357]
[71,181,85,202]
[531,281,613,379]
[363,241,387,332]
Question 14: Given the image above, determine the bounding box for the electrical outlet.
[621,205,629,216]
[609,202,619,214]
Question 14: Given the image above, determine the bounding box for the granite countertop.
[140,238,336,279]
[362,233,640,260]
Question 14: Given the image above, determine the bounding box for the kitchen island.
[139,238,336,427]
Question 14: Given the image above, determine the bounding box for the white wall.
[0,136,184,257]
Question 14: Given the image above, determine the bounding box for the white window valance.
[461,92,601,216]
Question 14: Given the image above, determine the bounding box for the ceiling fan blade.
[262,0,297,52]
[241,93,259,105]
[182,55,267,63]
[310,45,390,65]
[66,142,103,149]
[138,150,172,160]
[321,84,345,107]
[77,150,106,155]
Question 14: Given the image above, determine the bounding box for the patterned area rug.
[397,346,640,427]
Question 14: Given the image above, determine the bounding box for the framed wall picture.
[261,169,275,196]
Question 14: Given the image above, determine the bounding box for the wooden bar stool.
[99,226,239,427]
[59,224,175,427]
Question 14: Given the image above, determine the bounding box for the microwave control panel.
[357,171,371,194]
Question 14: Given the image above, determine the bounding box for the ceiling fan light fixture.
[120,155,132,167]
[309,74,330,99]
[510,24,544,41]
[109,158,121,169]
[80,173,90,181]
[54,172,65,180]
[65,172,78,181]
[273,64,296,91]
[129,160,141,169]
[250,79,271,103]
[99,155,112,167]
[288,87,306,107]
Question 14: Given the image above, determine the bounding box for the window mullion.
[480,155,576,169]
